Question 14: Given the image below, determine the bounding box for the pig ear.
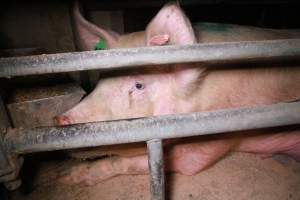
[146,2,196,46]
[147,3,202,87]
[72,1,119,50]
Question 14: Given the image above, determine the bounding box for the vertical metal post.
[147,139,165,200]
[0,93,22,190]
[0,94,12,175]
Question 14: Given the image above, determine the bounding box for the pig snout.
[54,97,101,126]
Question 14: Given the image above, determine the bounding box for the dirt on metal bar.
[3,101,300,154]
[1,39,300,77]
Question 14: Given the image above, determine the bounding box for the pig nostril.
[54,115,72,126]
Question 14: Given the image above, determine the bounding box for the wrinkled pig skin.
[55,1,300,186]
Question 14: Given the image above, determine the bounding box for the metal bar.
[4,101,300,154]
[1,39,300,77]
[147,139,165,200]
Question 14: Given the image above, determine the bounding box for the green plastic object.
[94,39,106,50]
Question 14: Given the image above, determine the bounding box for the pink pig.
[55,1,300,186]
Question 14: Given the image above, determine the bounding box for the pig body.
[56,2,300,186]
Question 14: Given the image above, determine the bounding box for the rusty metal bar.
[147,139,165,200]
[3,100,300,154]
[1,39,300,77]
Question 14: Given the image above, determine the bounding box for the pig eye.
[135,82,145,90]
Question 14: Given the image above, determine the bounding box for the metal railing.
[4,101,300,154]
[1,39,300,199]
[0,39,300,77]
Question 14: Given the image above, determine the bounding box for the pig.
[55,1,300,186]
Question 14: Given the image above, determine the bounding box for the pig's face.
[56,2,202,125]
[57,67,182,124]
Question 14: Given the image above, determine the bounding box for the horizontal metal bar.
[147,139,165,200]
[4,101,300,154]
[1,39,300,77]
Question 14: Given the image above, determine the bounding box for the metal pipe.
[4,101,300,154]
[1,39,300,77]
[147,139,165,200]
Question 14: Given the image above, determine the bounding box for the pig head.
[57,2,204,125]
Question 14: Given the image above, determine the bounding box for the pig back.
[104,22,300,49]
[194,22,300,43]
[194,24,300,112]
